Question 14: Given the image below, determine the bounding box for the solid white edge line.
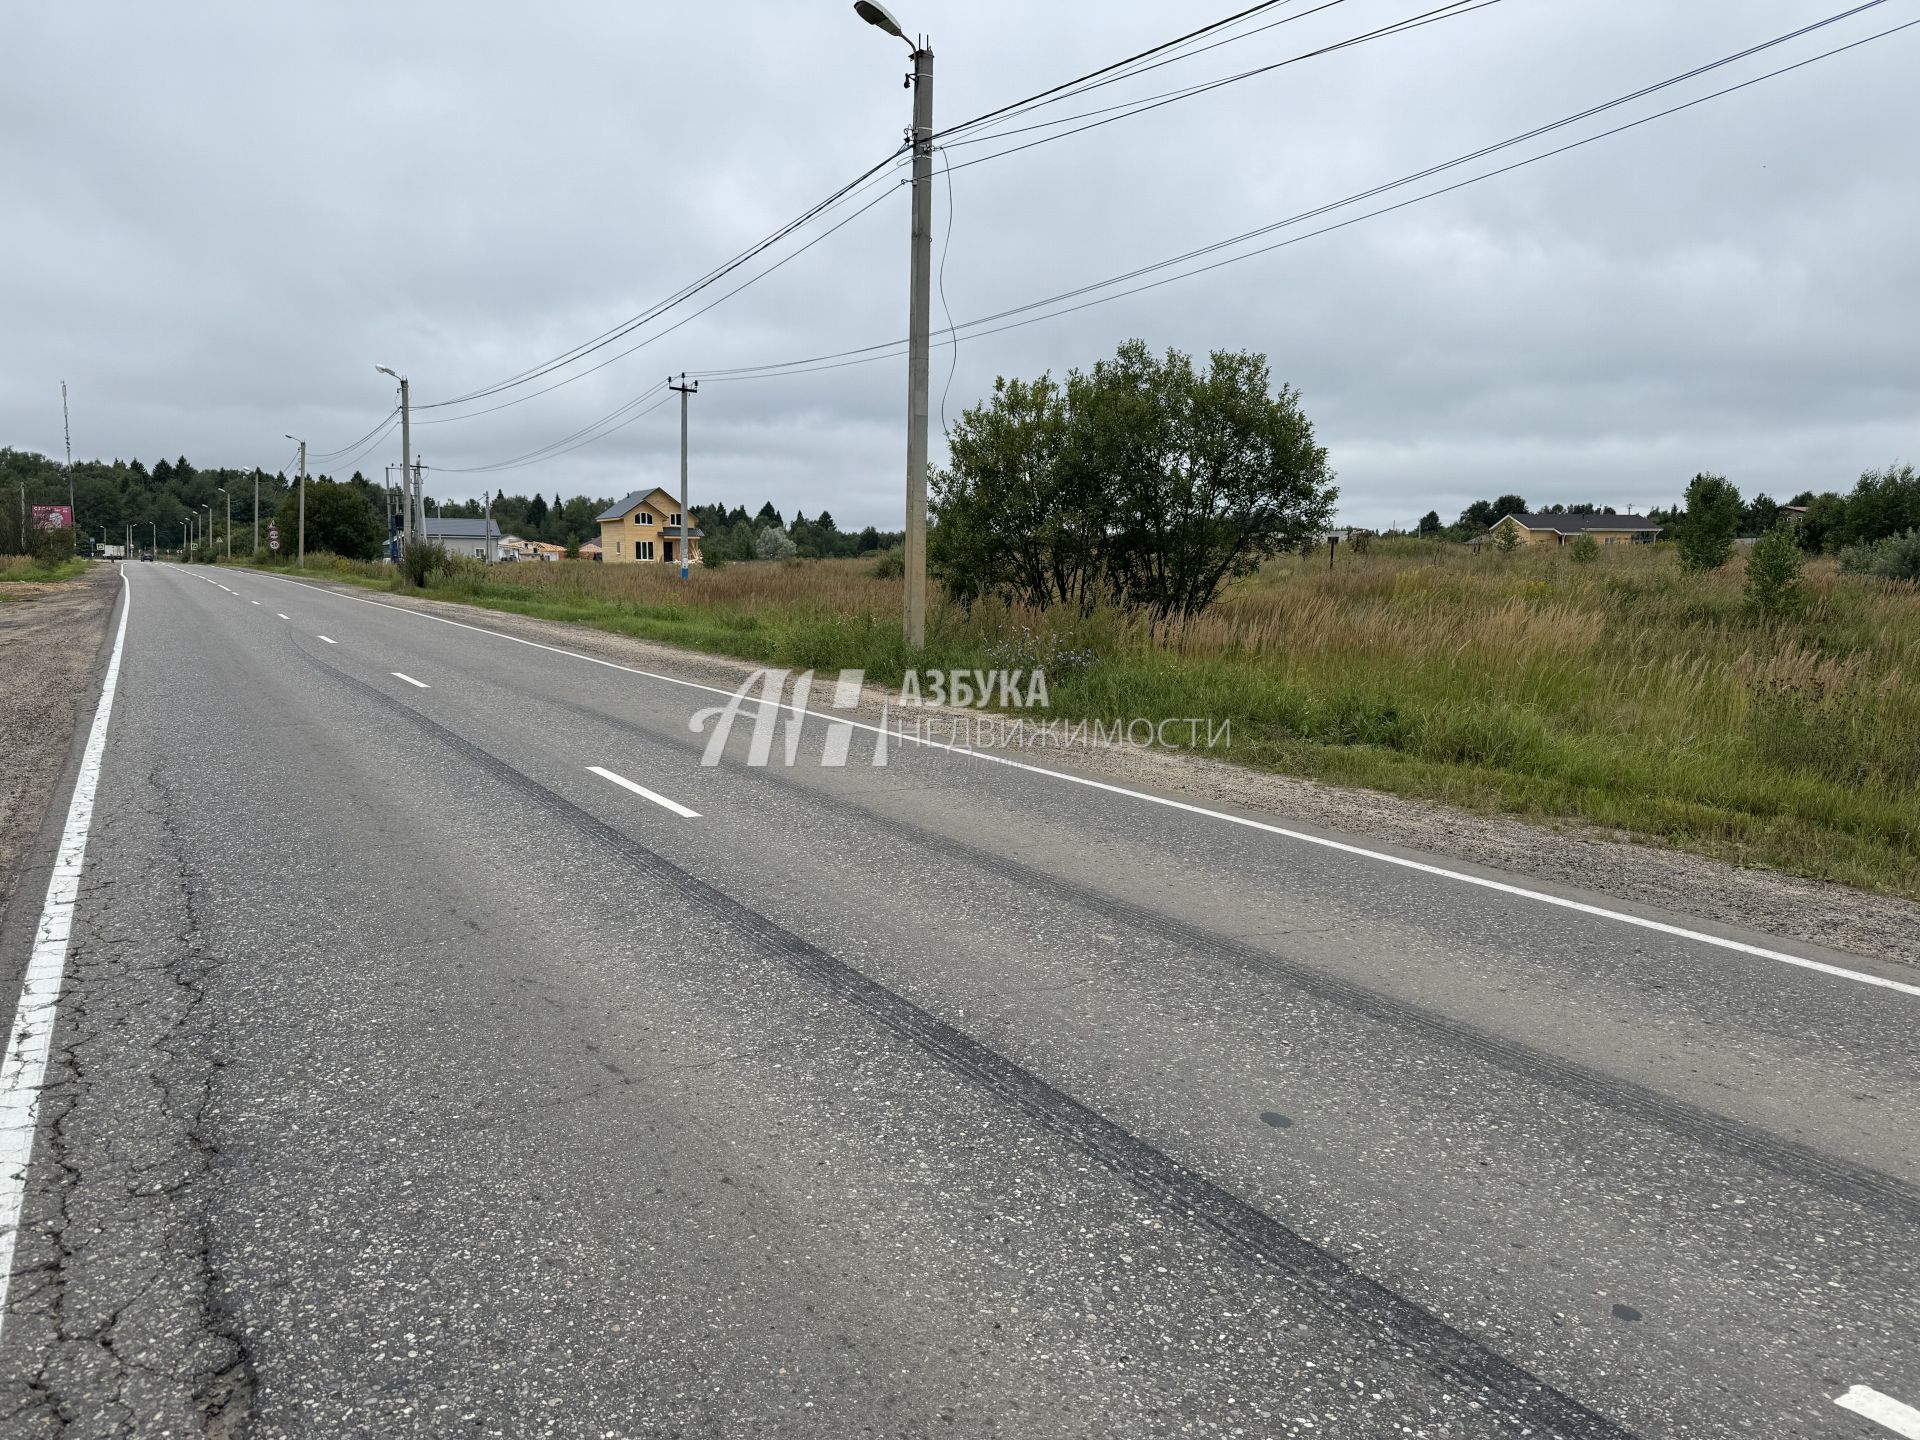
[587,766,700,819]
[1837,1386,1920,1438]
[244,572,1919,1000]
[0,569,130,1340]
[316,635,337,644]
[392,672,430,689]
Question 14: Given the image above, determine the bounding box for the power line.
[943,0,1503,175]
[416,148,910,412]
[389,1,1452,436]
[432,387,676,474]
[686,7,1912,389]
[411,167,907,430]
[308,407,399,463]
[936,0,1349,146]
[934,0,1301,142]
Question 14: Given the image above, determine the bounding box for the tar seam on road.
[240,571,1920,1002]
[309,647,1635,1439]
[1837,1384,1920,1438]
[549,689,1920,1227]
[0,568,130,1342]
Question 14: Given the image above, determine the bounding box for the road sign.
[269,536,280,551]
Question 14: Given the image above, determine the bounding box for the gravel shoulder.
[0,563,120,935]
[274,575,1920,972]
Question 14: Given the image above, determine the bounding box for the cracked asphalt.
[0,561,1915,1438]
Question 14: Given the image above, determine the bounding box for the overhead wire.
[416,147,911,412]
[934,0,1301,142]
[686,7,1912,389]
[412,162,908,431]
[943,0,1503,174]
[431,384,676,474]
[308,406,399,462]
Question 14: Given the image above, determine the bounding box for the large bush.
[932,340,1336,619]
[1674,473,1741,572]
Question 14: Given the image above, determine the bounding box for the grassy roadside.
[218,545,1920,899]
[0,555,90,586]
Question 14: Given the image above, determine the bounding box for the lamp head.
[854,1,910,43]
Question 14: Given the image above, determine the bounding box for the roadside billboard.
[30,504,74,530]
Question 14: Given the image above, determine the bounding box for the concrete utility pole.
[855,3,932,648]
[61,381,75,522]
[286,435,307,565]
[413,459,425,543]
[218,487,229,558]
[669,374,698,578]
[377,367,413,545]
[253,471,260,555]
[903,38,933,649]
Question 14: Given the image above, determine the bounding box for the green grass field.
[0,555,89,586]
[233,541,1920,898]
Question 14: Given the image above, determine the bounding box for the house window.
[615,540,623,557]
[635,510,654,525]
[475,547,485,559]
[638,540,655,561]
[669,512,682,527]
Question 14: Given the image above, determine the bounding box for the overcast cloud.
[4,1,1916,529]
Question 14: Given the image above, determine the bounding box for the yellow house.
[595,486,703,566]
[1489,513,1662,548]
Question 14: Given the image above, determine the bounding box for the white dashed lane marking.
[392,672,430,689]
[1837,1386,1920,1438]
[587,766,700,819]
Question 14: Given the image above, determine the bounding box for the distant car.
[139,551,154,562]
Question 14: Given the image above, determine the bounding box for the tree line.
[1419,464,1918,553]
[0,446,903,565]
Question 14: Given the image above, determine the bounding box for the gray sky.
[5,1,1916,529]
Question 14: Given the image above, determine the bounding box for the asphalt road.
[1,560,1916,1438]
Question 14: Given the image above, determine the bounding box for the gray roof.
[597,491,650,522]
[1500,512,1662,534]
[421,517,500,539]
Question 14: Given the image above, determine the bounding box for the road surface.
[1,561,1916,1438]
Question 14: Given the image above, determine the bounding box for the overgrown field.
[245,542,1920,897]
[0,554,88,586]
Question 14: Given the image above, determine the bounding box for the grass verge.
[0,555,89,585]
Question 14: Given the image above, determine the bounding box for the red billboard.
[30,505,73,531]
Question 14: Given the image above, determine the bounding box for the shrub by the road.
[932,340,1336,619]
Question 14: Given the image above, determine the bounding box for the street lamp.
[854,1,932,649]
[216,486,229,558]
[375,364,415,546]
[853,1,908,40]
